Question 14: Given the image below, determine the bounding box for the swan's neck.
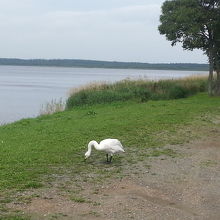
[88,140,102,151]
[86,141,101,156]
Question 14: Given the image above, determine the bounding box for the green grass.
[0,216,30,220]
[0,93,219,193]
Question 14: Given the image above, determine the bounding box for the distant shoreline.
[0,58,209,71]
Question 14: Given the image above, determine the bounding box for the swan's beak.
[84,157,87,161]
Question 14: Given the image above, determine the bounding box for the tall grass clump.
[39,98,66,115]
[66,76,208,109]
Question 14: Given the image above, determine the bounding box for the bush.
[168,86,189,99]
[134,87,152,102]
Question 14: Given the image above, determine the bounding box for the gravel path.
[8,135,220,220]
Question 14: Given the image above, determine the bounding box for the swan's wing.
[100,139,124,148]
[100,139,125,153]
[110,144,125,154]
[112,139,124,151]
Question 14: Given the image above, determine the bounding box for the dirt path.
[8,135,220,220]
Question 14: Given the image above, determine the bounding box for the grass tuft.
[70,196,87,203]
[24,182,43,189]
[0,215,30,220]
[39,98,65,115]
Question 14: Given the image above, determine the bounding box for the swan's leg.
[106,154,109,162]
[109,155,113,163]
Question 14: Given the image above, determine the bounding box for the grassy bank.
[0,93,219,191]
[66,77,207,108]
[0,77,220,219]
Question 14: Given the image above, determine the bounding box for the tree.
[158,0,220,95]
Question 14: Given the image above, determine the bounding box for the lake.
[0,65,208,124]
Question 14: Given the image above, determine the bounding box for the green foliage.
[66,77,207,108]
[158,0,219,51]
[168,86,189,99]
[158,0,220,95]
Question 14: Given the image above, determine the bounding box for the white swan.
[85,138,125,163]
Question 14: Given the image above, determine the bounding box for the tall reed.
[66,76,208,109]
[39,98,66,115]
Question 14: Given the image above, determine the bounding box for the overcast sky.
[0,0,207,63]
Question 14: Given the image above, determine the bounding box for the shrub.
[134,87,152,102]
[168,86,189,99]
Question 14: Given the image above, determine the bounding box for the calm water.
[0,65,208,124]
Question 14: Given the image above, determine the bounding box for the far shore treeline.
[0,58,209,71]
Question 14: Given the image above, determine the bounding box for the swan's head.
[84,151,90,160]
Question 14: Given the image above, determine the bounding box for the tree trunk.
[215,69,220,96]
[208,53,214,96]
[213,51,220,96]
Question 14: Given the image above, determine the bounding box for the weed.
[70,196,87,203]
[88,211,100,217]
[24,182,43,189]
[0,198,12,204]
[200,160,218,167]
[93,201,101,206]
[0,215,30,220]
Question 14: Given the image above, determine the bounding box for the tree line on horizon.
[0,58,209,71]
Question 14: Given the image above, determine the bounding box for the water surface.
[0,65,208,124]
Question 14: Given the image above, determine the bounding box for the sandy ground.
[7,134,220,220]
